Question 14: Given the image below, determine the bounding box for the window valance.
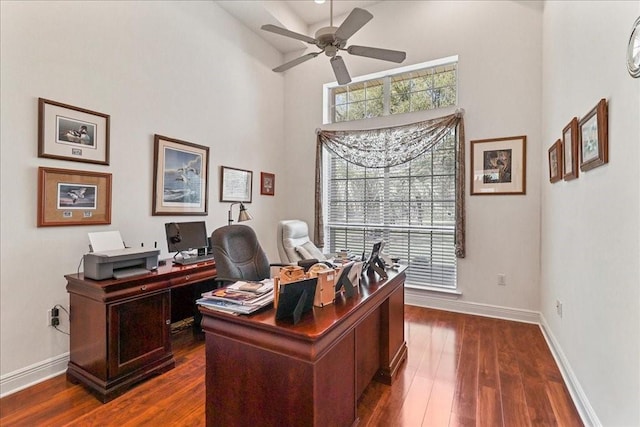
[316,110,464,168]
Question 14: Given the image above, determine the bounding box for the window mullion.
[383,76,391,116]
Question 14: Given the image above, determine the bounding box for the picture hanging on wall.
[562,117,579,180]
[579,98,608,172]
[152,134,209,216]
[548,139,563,183]
[470,135,526,195]
[38,98,110,165]
[37,167,112,227]
[220,166,253,203]
[260,172,275,196]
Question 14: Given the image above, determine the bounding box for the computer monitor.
[165,221,209,254]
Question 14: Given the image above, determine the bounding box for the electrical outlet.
[48,307,60,327]
[556,300,563,318]
[497,273,506,286]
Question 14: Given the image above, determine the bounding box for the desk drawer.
[104,279,170,302]
[169,269,214,288]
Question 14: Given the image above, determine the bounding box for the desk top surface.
[65,260,216,290]
[200,266,406,341]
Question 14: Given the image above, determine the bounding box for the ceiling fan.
[261,0,406,85]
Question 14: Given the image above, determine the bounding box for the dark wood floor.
[0,306,582,426]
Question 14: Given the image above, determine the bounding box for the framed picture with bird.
[38,98,110,165]
[152,134,209,216]
[37,167,112,227]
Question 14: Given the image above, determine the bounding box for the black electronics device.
[275,277,317,325]
[165,221,209,261]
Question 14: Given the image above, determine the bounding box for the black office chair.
[210,224,272,283]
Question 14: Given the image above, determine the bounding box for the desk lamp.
[228,202,253,225]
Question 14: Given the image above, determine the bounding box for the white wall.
[0,1,285,390]
[282,0,543,311]
[541,1,640,425]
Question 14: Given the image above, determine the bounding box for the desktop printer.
[84,247,160,280]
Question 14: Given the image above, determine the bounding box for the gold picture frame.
[470,135,526,195]
[37,167,112,227]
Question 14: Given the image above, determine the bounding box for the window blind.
[325,131,457,289]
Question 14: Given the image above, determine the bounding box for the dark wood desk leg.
[377,284,408,384]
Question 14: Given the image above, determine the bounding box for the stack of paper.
[197,279,274,315]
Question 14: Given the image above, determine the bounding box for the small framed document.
[220,166,252,203]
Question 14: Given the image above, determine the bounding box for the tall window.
[322,57,460,290]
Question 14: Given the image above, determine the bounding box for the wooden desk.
[65,261,216,402]
[200,267,407,427]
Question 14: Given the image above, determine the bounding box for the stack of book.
[197,279,274,315]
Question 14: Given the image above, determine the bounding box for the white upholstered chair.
[277,220,327,264]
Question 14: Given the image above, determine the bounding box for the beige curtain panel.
[314,110,466,258]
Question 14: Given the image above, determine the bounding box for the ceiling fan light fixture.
[261,0,406,83]
[325,45,338,57]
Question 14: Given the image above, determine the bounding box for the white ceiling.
[285,1,380,26]
[216,1,381,53]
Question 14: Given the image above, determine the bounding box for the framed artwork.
[260,172,275,196]
[579,98,608,172]
[470,135,526,195]
[152,134,209,216]
[37,167,112,227]
[562,117,579,180]
[220,166,252,203]
[548,140,563,183]
[38,98,110,165]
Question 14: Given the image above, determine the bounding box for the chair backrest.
[210,224,270,282]
[277,220,326,264]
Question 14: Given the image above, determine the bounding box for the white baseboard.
[405,289,598,426]
[404,288,540,323]
[539,315,601,427]
[0,352,69,398]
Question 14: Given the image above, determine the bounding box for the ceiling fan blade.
[347,45,407,63]
[273,52,321,72]
[334,8,373,41]
[331,56,352,85]
[261,24,317,44]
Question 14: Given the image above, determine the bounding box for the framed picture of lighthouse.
[38,98,110,165]
[152,134,209,216]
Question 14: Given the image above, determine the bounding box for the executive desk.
[200,267,407,427]
[65,260,217,402]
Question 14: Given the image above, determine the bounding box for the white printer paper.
[89,231,125,253]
